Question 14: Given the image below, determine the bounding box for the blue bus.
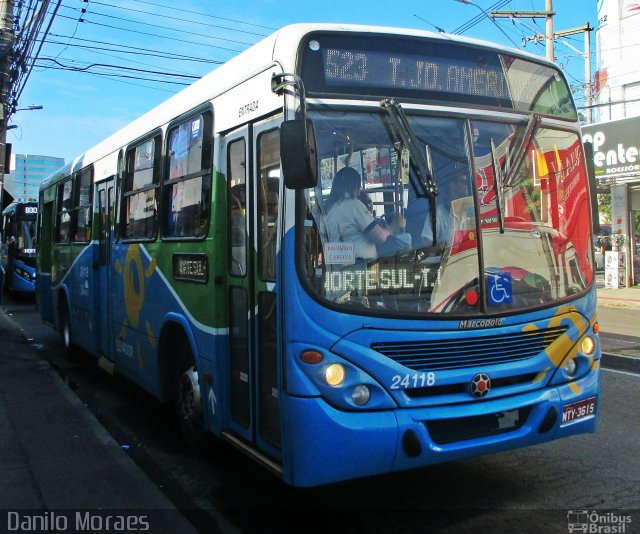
[1,202,38,294]
[37,24,601,487]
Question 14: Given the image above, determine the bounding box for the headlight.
[325,364,345,386]
[581,336,596,355]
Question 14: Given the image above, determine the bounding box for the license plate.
[562,396,597,424]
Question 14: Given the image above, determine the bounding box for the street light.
[15,105,43,112]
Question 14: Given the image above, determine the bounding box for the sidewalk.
[0,310,199,533]
[596,284,640,310]
[596,283,640,373]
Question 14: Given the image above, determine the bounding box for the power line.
[44,44,204,79]
[37,56,200,79]
[451,0,511,35]
[43,36,224,64]
[84,0,271,38]
[45,65,183,93]
[55,13,245,53]
[12,0,64,111]
[54,0,88,60]
[57,7,257,47]
[577,96,640,110]
[126,0,278,31]
[34,60,194,86]
[452,0,522,48]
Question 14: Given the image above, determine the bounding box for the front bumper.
[283,365,599,487]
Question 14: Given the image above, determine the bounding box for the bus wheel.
[173,345,209,452]
[60,301,78,359]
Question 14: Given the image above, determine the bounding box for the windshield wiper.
[503,114,541,188]
[490,138,506,234]
[380,98,441,245]
[489,114,541,234]
[379,98,438,198]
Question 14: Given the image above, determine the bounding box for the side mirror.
[583,141,601,235]
[280,119,317,190]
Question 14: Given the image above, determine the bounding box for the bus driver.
[325,167,400,261]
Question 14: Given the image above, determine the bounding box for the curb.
[597,295,640,309]
[601,352,640,373]
[597,298,640,310]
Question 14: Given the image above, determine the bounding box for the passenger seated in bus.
[325,167,407,261]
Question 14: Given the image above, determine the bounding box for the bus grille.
[371,326,568,371]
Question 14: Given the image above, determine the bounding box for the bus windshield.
[16,220,37,253]
[2,205,37,256]
[300,108,593,315]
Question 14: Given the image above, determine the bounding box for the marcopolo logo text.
[459,318,504,329]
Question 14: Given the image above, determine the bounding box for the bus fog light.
[582,336,595,355]
[351,385,370,406]
[325,364,345,386]
[565,358,577,376]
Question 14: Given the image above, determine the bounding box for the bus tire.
[59,300,79,360]
[173,343,209,453]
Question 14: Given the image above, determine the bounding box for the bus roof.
[41,23,555,190]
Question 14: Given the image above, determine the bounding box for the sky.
[9,0,598,164]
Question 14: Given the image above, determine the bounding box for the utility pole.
[584,25,591,123]
[490,0,556,61]
[0,0,15,207]
[491,1,594,123]
[545,0,554,62]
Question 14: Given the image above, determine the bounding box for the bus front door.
[223,121,282,461]
[95,179,114,359]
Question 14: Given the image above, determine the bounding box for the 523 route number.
[391,372,436,390]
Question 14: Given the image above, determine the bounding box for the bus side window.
[73,167,93,242]
[257,129,281,282]
[163,112,212,239]
[227,138,246,277]
[123,136,161,240]
[57,179,73,242]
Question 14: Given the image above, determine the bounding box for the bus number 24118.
[390,372,436,389]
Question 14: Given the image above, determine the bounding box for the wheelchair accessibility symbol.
[487,271,512,305]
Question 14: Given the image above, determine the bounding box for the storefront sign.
[582,117,640,183]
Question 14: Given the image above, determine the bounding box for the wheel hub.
[178,366,202,425]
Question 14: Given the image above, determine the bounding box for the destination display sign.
[17,204,38,217]
[300,33,512,107]
[322,48,508,99]
[172,253,208,284]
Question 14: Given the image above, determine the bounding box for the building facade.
[584,0,640,287]
[4,153,65,203]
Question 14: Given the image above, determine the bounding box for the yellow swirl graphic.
[123,245,145,327]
